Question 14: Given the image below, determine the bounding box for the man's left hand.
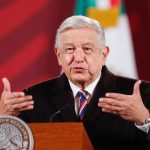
[98,80,150,125]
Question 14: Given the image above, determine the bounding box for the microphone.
[49,103,70,122]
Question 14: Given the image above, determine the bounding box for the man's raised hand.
[0,78,34,116]
[98,80,150,124]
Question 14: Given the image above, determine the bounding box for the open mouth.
[72,67,86,72]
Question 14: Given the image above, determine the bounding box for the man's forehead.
[60,31,99,43]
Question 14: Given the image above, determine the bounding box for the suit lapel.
[83,66,117,122]
[51,74,77,122]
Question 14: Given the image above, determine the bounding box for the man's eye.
[66,48,74,53]
[83,47,93,53]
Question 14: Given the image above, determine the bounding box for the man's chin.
[71,76,89,85]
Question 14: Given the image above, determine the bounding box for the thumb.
[133,80,141,96]
[2,77,11,93]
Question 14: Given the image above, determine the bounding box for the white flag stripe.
[96,0,111,9]
[105,14,138,78]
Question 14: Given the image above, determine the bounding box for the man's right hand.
[0,77,34,116]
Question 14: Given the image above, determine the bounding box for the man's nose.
[74,48,84,62]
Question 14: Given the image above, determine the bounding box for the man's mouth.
[71,64,88,73]
[72,67,86,73]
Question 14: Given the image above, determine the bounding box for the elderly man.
[1,16,150,150]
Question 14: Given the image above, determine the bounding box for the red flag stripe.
[111,0,120,7]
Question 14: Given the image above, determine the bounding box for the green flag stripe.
[74,0,96,15]
[120,0,126,15]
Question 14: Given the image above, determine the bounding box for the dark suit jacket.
[19,66,150,150]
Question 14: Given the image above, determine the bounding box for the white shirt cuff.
[135,122,150,133]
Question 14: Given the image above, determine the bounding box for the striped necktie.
[78,90,88,120]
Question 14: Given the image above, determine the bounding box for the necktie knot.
[78,90,88,120]
[78,90,87,100]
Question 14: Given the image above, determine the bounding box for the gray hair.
[55,15,106,51]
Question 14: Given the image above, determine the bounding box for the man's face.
[55,27,109,88]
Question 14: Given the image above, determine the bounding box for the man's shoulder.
[115,75,137,85]
[23,74,67,95]
[115,74,150,94]
[102,66,150,89]
[116,74,150,85]
[29,77,58,90]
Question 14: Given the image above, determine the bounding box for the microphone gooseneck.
[49,103,70,122]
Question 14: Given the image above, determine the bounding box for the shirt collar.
[69,74,101,97]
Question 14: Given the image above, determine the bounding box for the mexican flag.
[74,0,137,78]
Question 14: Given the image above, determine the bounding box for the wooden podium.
[28,122,93,150]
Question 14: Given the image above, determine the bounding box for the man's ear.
[54,47,62,66]
[102,46,109,66]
